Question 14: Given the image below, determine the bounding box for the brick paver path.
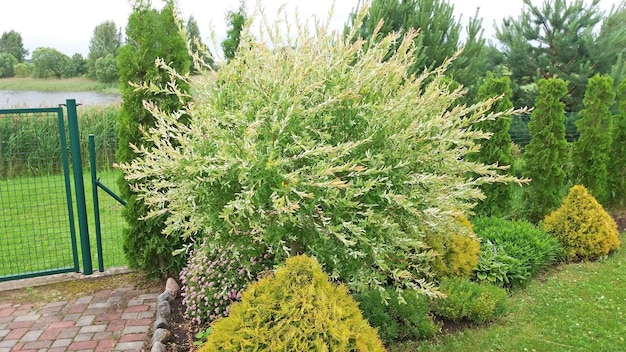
[0,287,159,352]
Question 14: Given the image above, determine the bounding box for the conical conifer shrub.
[199,255,385,351]
[543,185,620,261]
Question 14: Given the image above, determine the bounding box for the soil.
[165,295,195,352]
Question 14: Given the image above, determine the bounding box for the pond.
[0,90,121,109]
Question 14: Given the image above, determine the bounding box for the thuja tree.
[608,79,626,207]
[572,74,615,204]
[120,7,522,296]
[116,0,190,278]
[522,78,569,223]
[470,73,515,217]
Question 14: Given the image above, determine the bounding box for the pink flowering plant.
[180,239,272,325]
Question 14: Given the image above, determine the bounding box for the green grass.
[390,235,626,351]
[0,170,126,278]
[0,77,119,94]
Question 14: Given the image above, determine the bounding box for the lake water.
[0,90,121,109]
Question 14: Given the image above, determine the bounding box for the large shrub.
[120,6,521,295]
[433,276,508,324]
[0,52,17,78]
[180,240,272,325]
[543,185,620,261]
[473,217,562,288]
[607,79,626,207]
[198,255,385,351]
[355,288,439,345]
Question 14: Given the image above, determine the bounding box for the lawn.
[391,233,626,351]
[0,77,119,94]
[0,170,127,279]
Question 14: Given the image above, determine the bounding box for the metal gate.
[0,100,93,282]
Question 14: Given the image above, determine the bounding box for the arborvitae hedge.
[116,0,190,277]
[607,79,626,207]
[522,78,569,223]
[471,72,514,217]
[572,74,615,204]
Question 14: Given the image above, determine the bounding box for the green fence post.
[89,135,105,272]
[67,99,93,275]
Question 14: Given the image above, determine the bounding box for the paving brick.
[123,305,149,313]
[16,304,34,311]
[106,296,122,304]
[74,333,94,342]
[0,340,17,348]
[68,340,98,350]
[40,327,63,340]
[0,329,8,338]
[124,318,151,327]
[94,290,114,298]
[0,317,12,324]
[120,312,138,320]
[48,320,75,329]
[76,315,96,327]
[5,327,28,340]
[93,331,114,340]
[119,332,147,342]
[106,320,125,332]
[138,311,154,319]
[114,341,144,351]
[43,301,67,309]
[123,325,148,334]
[0,308,15,317]
[51,338,73,348]
[0,304,12,309]
[7,321,35,329]
[95,313,121,323]
[79,325,107,334]
[95,339,115,352]
[0,348,10,352]
[62,313,81,321]
[57,327,80,339]
[68,304,88,314]
[126,299,142,307]
[75,296,93,305]
[19,330,43,342]
[48,348,68,352]
[23,340,52,350]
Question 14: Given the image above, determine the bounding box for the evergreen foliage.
[572,74,615,204]
[543,185,620,261]
[607,79,626,207]
[356,287,439,344]
[222,1,246,62]
[496,0,625,111]
[433,277,509,324]
[119,5,522,295]
[470,73,515,216]
[425,215,480,278]
[347,0,487,102]
[522,78,569,223]
[199,255,385,352]
[116,0,191,278]
[186,15,215,72]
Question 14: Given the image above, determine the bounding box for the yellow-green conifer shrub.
[198,255,385,352]
[427,215,480,277]
[542,185,620,261]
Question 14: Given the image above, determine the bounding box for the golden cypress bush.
[542,185,620,261]
[426,215,480,277]
[198,255,385,352]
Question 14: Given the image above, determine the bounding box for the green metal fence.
[0,99,126,282]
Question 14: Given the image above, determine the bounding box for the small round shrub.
[180,240,272,325]
[355,288,440,344]
[13,62,31,78]
[542,185,621,261]
[473,216,562,288]
[426,215,480,278]
[433,277,508,324]
[199,254,385,352]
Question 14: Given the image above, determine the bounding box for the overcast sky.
[0,0,623,59]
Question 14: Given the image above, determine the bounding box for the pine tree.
[572,74,615,204]
[522,78,569,223]
[471,73,514,216]
[116,0,191,278]
[186,15,215,72]
[222,1,246,62]
[608,80,626,207]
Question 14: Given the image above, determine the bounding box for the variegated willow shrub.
[180,240,272,325]
[119,5,523,297]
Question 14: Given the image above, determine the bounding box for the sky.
[0,0,623,59]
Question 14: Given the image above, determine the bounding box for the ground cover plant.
[120,4,523,298]
[472,216,562,289]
